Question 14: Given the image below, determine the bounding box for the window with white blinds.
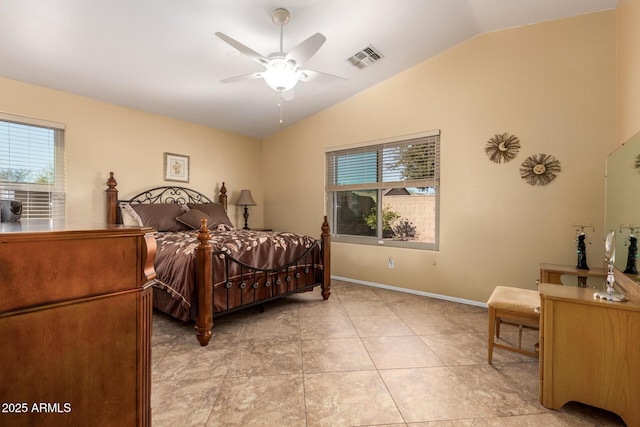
[326,131,440,250]
[0,115,65,220]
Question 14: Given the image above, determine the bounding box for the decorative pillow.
[215,223,233,232]
[120,203,143,226]
[176,209,215,230]
[187,203,233,227]
[130,203,188,232]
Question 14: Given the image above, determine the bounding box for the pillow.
[130,203,188,232]
[187,203,233,227]
[176,209,214,230]
[120,203,143,226]
[215,223,233,232]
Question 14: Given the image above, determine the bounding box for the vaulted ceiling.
[0,0,618,138]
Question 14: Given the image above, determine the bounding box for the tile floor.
[151,280,626,426]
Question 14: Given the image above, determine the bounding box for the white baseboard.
[331,276,488,309]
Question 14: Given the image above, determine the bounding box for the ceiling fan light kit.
[263,58,301,92]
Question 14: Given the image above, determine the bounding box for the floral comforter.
[152,228,319,321]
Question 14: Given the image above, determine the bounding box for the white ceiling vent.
[347,45,383,69]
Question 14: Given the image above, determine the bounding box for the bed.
[105,172,331,346]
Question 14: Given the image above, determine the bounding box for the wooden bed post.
[321,215,331,300]
[195,218,213,346]
[219,182,227,211]
[106,172,118,225]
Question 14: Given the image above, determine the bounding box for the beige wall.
[263,12,616,303]
[0,77,264,228]
[617,0,640,144]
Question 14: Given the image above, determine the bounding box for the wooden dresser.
[539,272,640,427]
[0,221,156,426]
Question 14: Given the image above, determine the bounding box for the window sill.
[332,235,437,251]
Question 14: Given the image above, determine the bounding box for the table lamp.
[236,189,256,230]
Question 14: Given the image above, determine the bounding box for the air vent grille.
[347,45,383,69]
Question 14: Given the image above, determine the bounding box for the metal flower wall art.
[520,153,561,186]
[485,133,521,163]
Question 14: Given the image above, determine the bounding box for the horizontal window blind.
[326,134,440,192]
[0,119,65,220]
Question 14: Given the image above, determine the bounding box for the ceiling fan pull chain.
[277,95,284,125]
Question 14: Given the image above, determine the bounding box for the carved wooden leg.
[195,322,213,346]
[322,281,331,301]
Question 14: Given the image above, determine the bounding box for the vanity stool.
[487,286,540,364]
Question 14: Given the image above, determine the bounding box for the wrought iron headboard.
[119,186,214,206]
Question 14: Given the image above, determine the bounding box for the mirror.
[604,229,615,264]
[594,230,628,301]
[605,130,640,279]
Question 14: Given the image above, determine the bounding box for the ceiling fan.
[215,8,346,99]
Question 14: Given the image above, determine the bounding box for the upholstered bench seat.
[487,286,540,364]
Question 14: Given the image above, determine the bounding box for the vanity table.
[0,220,156,426]
[538,274,640,427]
[539,263,606,286]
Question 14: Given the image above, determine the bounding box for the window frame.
[0,113,66,221]
[325,130,440,251]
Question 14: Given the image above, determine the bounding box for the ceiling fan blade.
[285,33,326,67]
[299,69,347,84]
[220,72,263,83]
[215,32,268,65]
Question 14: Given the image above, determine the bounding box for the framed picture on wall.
[164,153,190,182]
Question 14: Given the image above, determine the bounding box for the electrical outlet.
[388,257,395,269]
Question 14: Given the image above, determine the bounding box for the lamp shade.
[236,189,256,206]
